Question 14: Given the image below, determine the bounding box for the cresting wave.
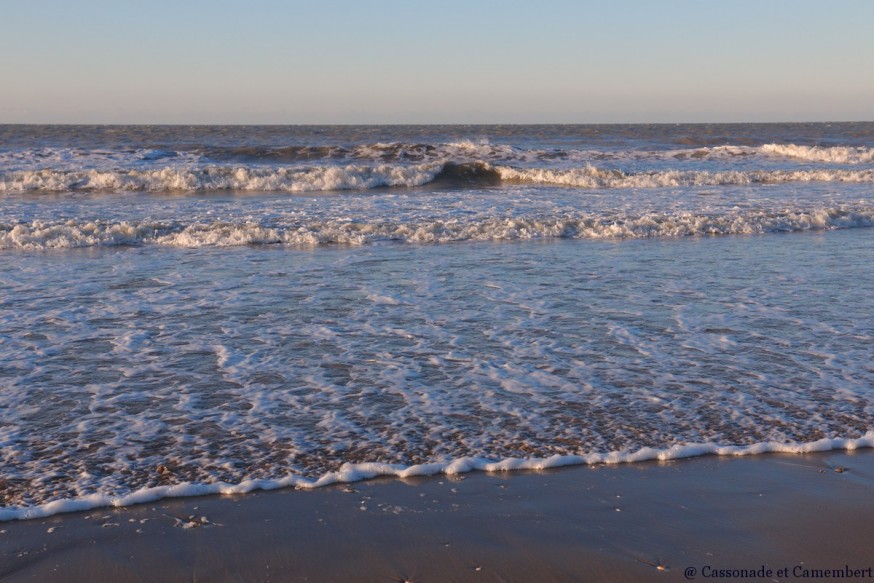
[197,140,529,163]
[3,163,874,194]
[4,141,872,169]
[495,165,874,188]
[195,141,874,164]
[0,163,445,193]
[760,143,874,164]
[3,207,874,249]
[2,432,872,522]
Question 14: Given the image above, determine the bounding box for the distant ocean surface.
[2,123,873,520]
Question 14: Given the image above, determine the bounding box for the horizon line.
[2,120,873,127]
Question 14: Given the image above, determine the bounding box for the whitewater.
[1,123,873,520]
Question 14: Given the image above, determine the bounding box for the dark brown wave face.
[432,162,503,186]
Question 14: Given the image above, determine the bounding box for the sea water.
[1,124,873,520]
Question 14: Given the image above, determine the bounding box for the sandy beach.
[2,449,873,582]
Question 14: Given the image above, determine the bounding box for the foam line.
[2,432,871,522]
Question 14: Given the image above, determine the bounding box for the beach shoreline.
[3,449,873,582]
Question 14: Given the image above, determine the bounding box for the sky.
[2,0,873,124]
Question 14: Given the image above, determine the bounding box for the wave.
[0,141,533,170]
[4,141,872,172]
[0,147,197,173]
[761,143,874,164]
[4,206,873,249]
[198,140,530,164]
[2,140,871,185]
[186,142,874,165]
[2,432,871,521]
[496,165,874,188]
[666,143,874,164]
[0,163,445,193]
[3,162,874,194]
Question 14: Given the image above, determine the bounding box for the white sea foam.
[347,141,874,165]
[648,143,874,164]
[0,163,443,193]
[2,139,872,180]
[495,165,874,188]
[4,124,874,524]
[344,142,874,165]
[3,163,874,194]
[761,143,874,164]
[3,207,872,249]
[4,222,873,521]
[1,433,871,522]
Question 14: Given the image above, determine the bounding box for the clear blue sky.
[2,0,872,124]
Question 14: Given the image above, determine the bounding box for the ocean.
[1,123,873,520]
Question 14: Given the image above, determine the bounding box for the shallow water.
[1,124,873,519]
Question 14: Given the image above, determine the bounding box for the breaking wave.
[4,206,873,249]
[198,140,531,164]
[3,163,874,194]
[761,143,874,164]
[0,163,444,193]
[494,165,874,188]
[178,141,874,165]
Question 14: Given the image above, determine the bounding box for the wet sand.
[2,450,873,582]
